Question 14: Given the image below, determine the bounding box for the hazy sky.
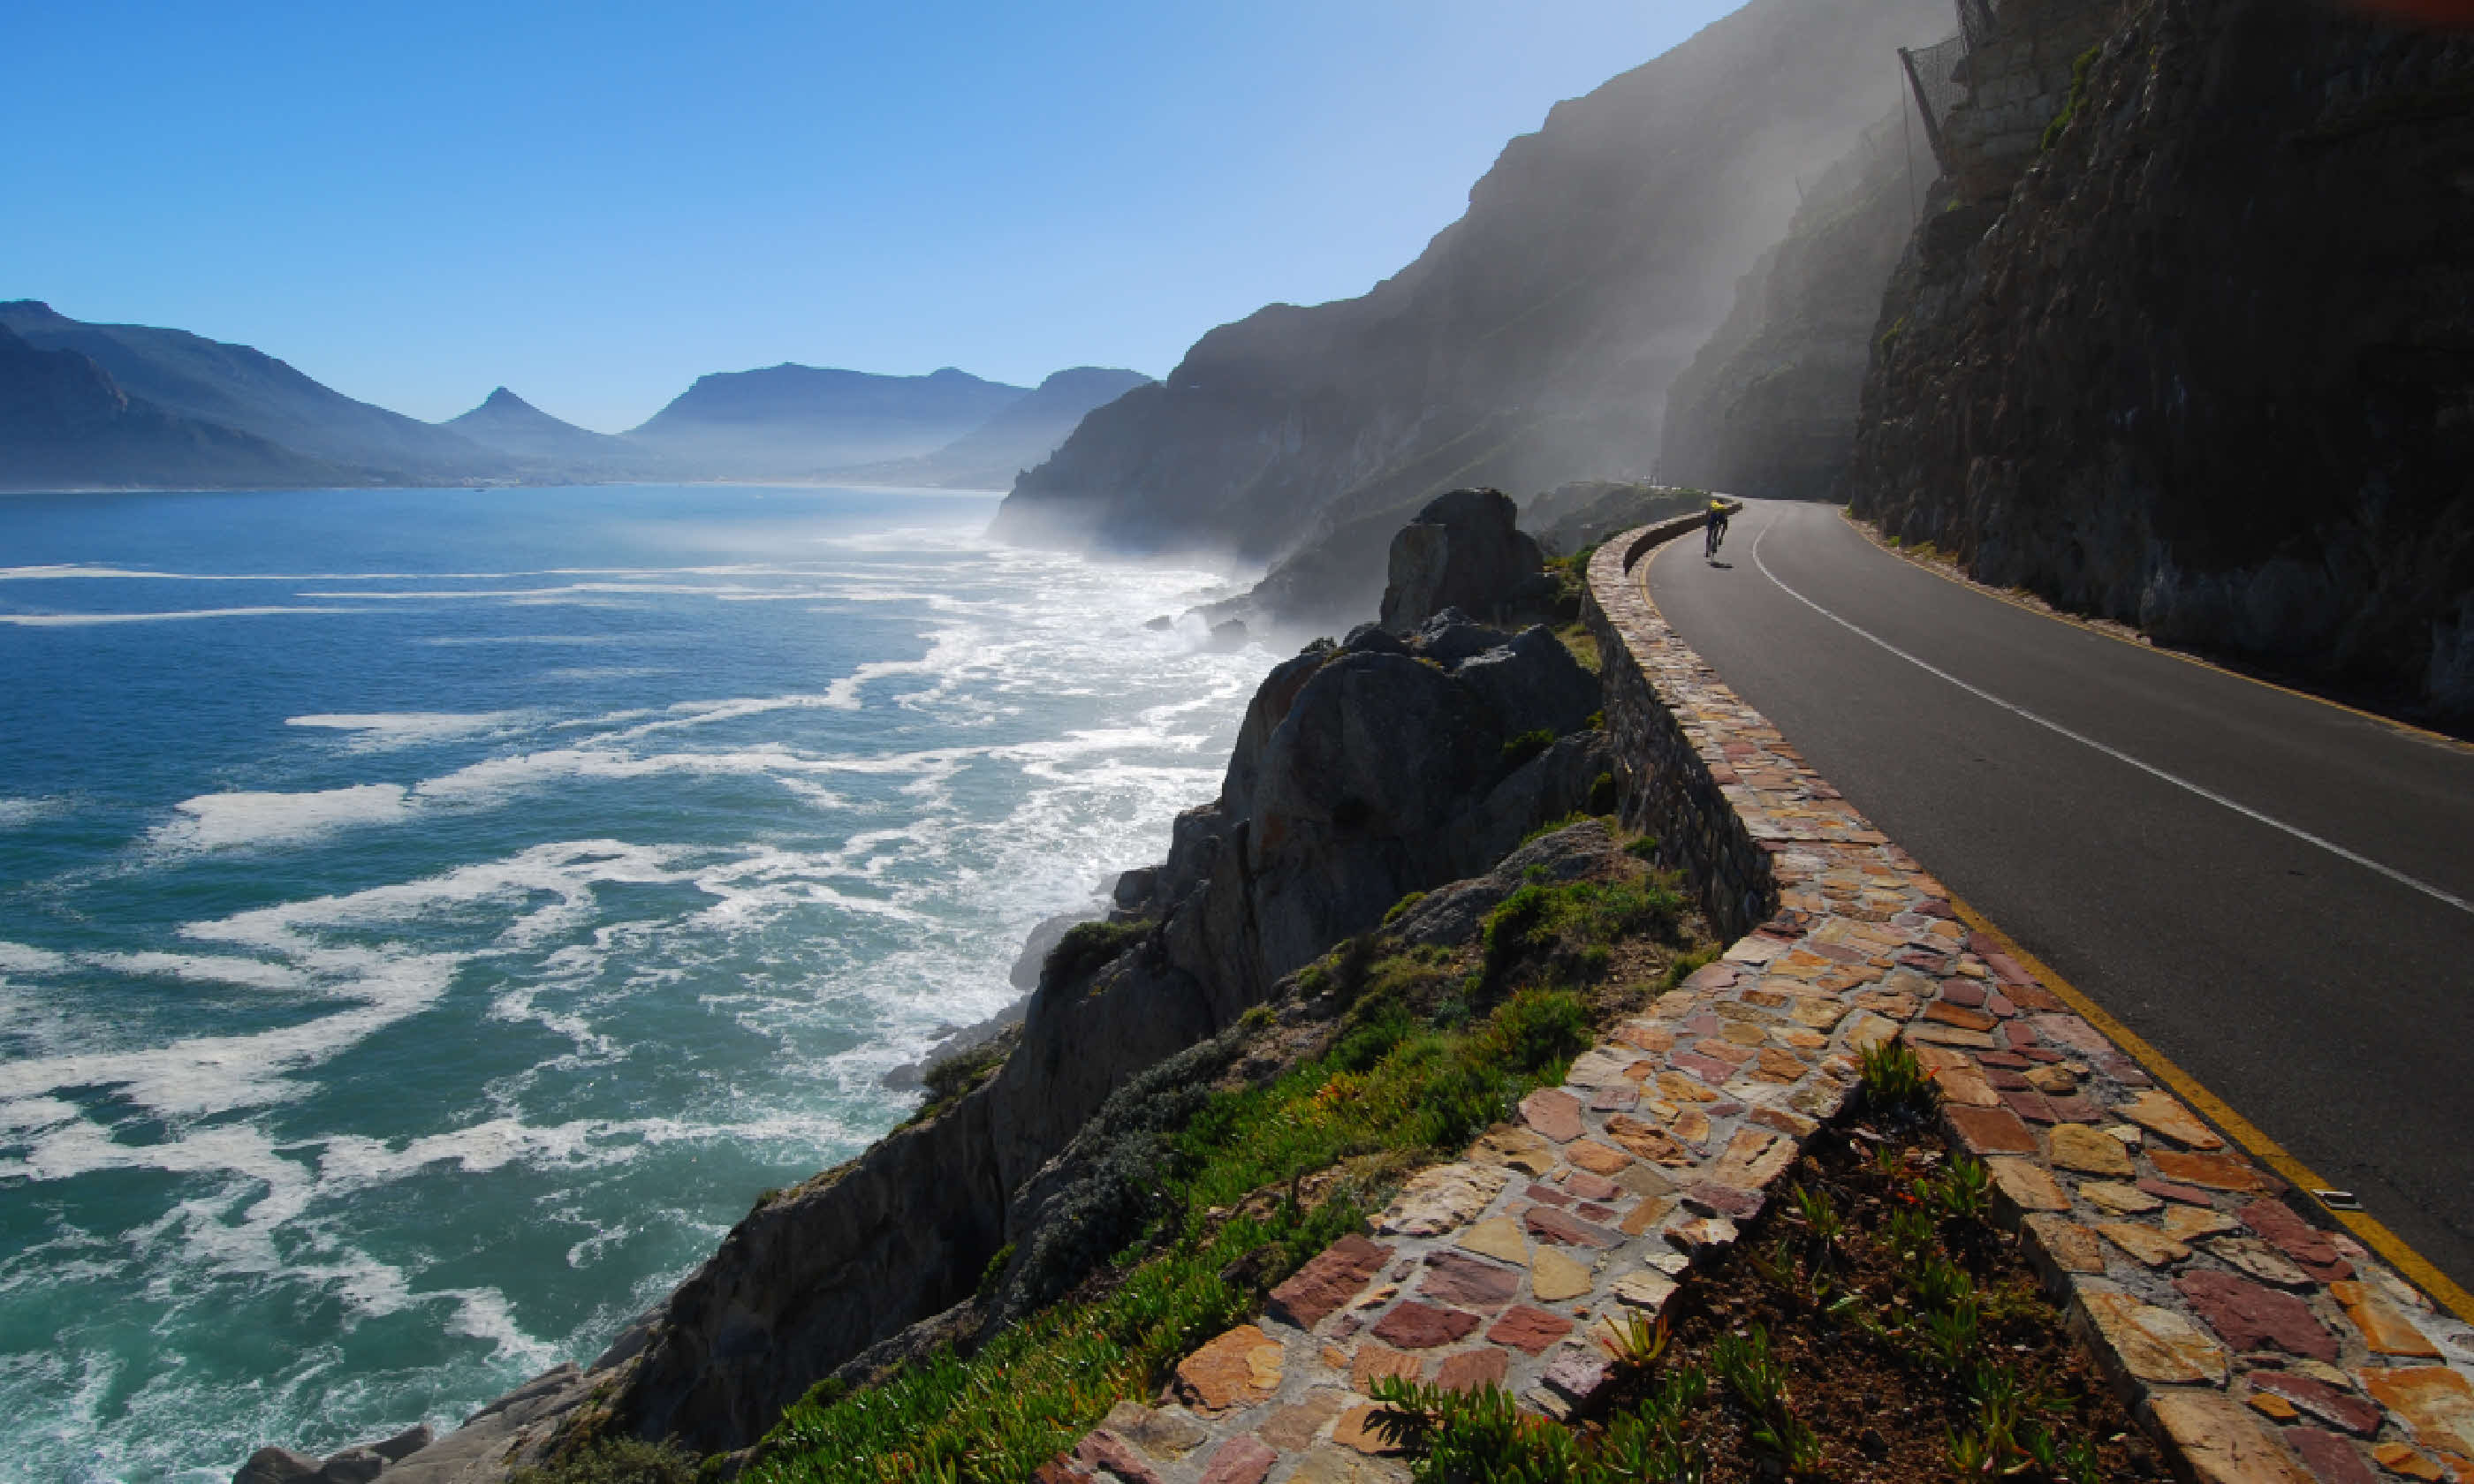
[8,2,1745,431]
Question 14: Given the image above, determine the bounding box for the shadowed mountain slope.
[444,387,668,477]
[988,0,1954,565]
[0,324,368,490]
[1660,111,1924,504]
[836,367,1152,489]
[0,300,505,481]
[626,364,1030,479]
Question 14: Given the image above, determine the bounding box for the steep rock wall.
[1848,0,2474,718]
[1658,116,1926,503]
[990,0,1957,564]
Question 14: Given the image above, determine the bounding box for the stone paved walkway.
[1033,519,2474,1484]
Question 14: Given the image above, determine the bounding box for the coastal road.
[1644,499,2474,1298]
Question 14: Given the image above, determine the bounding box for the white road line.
[1734,521,2474,918]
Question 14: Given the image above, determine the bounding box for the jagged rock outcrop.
[1659,113,1925,502]
[1377,489,1549,632]
[986,0,1959,565]
[1848,0,2474,718]
[977,820,1635,1333]
[581,610,1611,1455]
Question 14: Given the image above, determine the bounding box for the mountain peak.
[481,386,533,412]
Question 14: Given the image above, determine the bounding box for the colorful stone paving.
[1033,519,2474,1484]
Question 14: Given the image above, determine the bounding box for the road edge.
[1589,518,2474,1480]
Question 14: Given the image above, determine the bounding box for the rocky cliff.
[584,607,1611,1455]
[987,0,1959,566]
[1847,0,2474,719]
[1659,113,1927,503]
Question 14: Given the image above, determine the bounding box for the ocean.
[0,484,1264,1482]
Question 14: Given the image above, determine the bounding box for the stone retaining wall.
[1584,511,1784,943]
[1041,521,2474,1484]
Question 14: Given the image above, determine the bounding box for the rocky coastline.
[232,492,1619,1484]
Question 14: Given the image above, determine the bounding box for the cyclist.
[1704,496,1732,556]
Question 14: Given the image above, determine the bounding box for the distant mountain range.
[0,323,370,490]
[824,367,1153,489]
[444,387,665,478]
[0,299,1150,492]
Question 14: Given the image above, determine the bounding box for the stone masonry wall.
[1582,513,1783,943]
[1042,521,2474,1484]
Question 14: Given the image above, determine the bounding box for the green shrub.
[910,1036,1012,1124]
[1368,1372,1711,1484]
[1040,918,1152,996]
[1519,812,1590,846]
[1856,1039,1940,1118]
[1587,770,1619,814]
[1481,873,1685,987]
[1499,728,1556,769]
[1381,890,1427,927]
[975,1243,1014,1301]
[2040,43,2101,150]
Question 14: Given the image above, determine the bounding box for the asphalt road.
[1645,499,2474,1292]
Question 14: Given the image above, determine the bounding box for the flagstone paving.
[1032,518,2474,1484]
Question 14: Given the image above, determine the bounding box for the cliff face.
[989,0,1958,564]
[603,610,1611,1454]
[1848,0,2474,718]
[1659,115,1926,503]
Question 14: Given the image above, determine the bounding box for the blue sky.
[6,2,1744,431]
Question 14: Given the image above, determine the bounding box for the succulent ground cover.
[1362,1045,2169,1483]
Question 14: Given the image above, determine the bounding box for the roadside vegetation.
[727,839,1704,1483]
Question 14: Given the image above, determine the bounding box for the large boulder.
[315,1450,385,1484]
[370,1425,436,1463]
[231,1449,319,1484]
[1377,489,1551,633]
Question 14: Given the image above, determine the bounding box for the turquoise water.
[0,485,1263,1482]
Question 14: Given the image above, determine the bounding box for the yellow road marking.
[1835,506,2470,753]
[1635,507,2474,1319]
[1952,898,2474,1324]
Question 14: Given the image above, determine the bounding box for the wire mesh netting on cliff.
[1905,32,1970,134]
